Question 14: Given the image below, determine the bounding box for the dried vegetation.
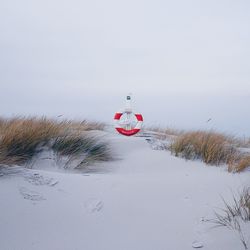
[0,117,110,168]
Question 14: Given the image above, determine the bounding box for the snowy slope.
[0,133,249,250]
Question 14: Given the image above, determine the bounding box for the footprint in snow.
[192,241,204,248]
[19,187,46,202]
[84,199,104,213]
[24,172,58,186]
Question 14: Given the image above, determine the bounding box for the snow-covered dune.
[0,133,249,250]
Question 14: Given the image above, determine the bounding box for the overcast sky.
[0,0,250,135]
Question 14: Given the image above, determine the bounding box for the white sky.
[0,0,250,135]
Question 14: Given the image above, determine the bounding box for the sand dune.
[0,133,249,250]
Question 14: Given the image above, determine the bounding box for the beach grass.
[0,116,110,167]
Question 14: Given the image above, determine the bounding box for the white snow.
[192,241,204,248]
[0,133,249,250]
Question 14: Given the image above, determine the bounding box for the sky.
[0,0,250,136]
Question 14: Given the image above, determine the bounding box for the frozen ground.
[0,133,249,250]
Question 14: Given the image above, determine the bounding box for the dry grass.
[229,155,250,173]
[211,188,250,249]
[52,134,111,168]
[213,189,250,225]
[0,116,109,167]
[170,131,237,165]
[169,130,250,172]
[0,117,62,165]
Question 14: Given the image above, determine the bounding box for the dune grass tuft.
[0,117,62,165]
[0,116,110,167]
[52,134,111,168]
[169,130,250,172]
[229,155,250,173]
[170,131,236,165]
[211,188,250,249]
